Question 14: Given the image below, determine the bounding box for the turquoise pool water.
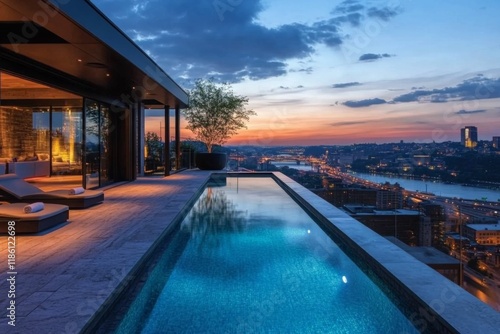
[112,177,418,333]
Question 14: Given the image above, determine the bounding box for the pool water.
[113,177,418,333]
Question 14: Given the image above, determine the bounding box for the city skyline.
[92,0,500,146]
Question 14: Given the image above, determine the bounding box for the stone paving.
[2,170,500,333]
[0,170,212,333]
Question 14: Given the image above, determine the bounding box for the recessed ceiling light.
[77,59,82,62]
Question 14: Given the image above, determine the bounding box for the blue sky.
[92,0,500,145]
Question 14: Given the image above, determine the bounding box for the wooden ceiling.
[1,72,80,99]
[0,0,188,108]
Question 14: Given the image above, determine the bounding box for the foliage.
[145,131,163,161]
[181,187,247,252]
[184,78,256,153]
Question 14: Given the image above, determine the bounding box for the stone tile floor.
[0,170,212,333]
[2,170,500,333]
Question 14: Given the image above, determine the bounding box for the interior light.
[307,229,311,234]
[77,59,82,62]
[342,276,348,284]
[106,73,110,77]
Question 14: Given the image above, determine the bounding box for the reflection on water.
[351,172,500,200]
[181,187,247,251]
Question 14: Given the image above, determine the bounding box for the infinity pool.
[109,176,419,333]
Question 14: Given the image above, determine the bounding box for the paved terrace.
[0,170,212,333]
[2,171,500,333]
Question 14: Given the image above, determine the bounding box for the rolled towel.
[24,202,45,214]
[69,187,85,195]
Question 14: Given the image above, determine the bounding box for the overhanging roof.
[0,0,188,108]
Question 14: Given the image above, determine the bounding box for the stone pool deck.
[0,170,212,333]
[1,170,500,333]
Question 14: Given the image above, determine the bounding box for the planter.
[181,149,196,169]
[195,153,227,170]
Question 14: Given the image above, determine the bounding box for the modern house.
[2,1,500,333]
[0,0,188,188]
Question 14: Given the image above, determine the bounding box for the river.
[270,161,315,172]
[349,172,500,201]
[271,162,500,201]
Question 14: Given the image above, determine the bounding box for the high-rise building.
[377,182,403,209]
[493,136,500,148]
[460,126,478,148]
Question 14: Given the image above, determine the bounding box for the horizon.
[92,0,500,146]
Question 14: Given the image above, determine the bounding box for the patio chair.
[0,202,69,233]
[0,174,104,209]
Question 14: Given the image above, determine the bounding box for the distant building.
[342,205,422,246]
[413,154,431,166]
[377,182,403,209]
[444,233,470,250]
[493,136,500,149]
[460,126,478,148]
[319,187,377,207]
[464,224,500,245]
[420,202,446,248]
[386,236,461,285]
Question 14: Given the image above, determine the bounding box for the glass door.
[84,99,100,188]
[51,107,83,176]
[99,104,115,186]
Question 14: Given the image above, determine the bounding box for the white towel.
[24,202,45,214]
[69,187,85,195]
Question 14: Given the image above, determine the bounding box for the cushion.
[37,153,49,161]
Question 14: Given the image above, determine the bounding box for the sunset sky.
[92,0,500,146]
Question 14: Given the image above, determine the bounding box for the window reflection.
[85,100,100,188]
[0,107,50,161]
[51,107,83,175]
[169,109,177,171]
[100,105,114,186]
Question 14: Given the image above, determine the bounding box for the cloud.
[268,99,305,105]
[367,7,400,21]
[393,76,500,103]
[343,98,386,108]
[332,82,361,88]
[330,121,367,126]
[290,67,313,74]
[359,53,392,62]
[92,0,401,83]
[334,1,365,14]
[455,109,486,115]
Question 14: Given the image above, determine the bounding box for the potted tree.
[183,78,256,170]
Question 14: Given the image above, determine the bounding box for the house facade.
[0,0,188,188]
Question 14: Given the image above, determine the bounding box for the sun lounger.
[0,174,104,209]
[0,202,69,233]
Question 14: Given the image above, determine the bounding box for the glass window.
[85,99,100,188]
[0,106,50,161]
[169,108,177,171]
[1,71,83,182]
[100,104,114,186]
[51,107,83,175]
[33,108,50,157]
